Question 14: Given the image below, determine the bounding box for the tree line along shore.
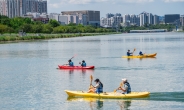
[0,15,183,42]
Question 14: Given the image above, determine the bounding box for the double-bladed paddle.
[132,48,136,55]
[69,54,77,60]
[63,54,77,65]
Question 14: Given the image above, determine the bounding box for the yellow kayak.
[122,53,157,58]
[65,90,150,99]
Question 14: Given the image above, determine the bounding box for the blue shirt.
[127,52,132,56]
[69,62,74,66]
[139,51,143,55]
[81,62,86,67]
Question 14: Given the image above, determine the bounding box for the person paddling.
[118,78,131,94]
[139,51,144,56]
[88,78,103,94]
[127,50,133,56]
[68,59,74,66]
[80,60,86,67]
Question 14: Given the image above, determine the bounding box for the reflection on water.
[67,97,104,110]
[117,100,131,110]
[58,69,95,74]
[69,69,74,74]
[126,57,156,62]
[67,97,132,110]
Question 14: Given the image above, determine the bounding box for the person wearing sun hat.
[118,78,131,94]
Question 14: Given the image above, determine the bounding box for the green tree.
[23,18,32,24]
[9,17,24,29]
[0,24,7,34]
[19,24,32,33]
[7,27,14,35]
[49,19,60,27]
[31,25,43,33]
[67,23,77,26]
[42,24,53,33]
[0,15,10,26]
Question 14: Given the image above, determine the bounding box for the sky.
[47,0,184,17]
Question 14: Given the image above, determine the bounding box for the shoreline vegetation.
[0,15,183,43]
[0,15,120,42]
[0,33,120,42]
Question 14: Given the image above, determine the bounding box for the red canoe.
[58,65,95,69]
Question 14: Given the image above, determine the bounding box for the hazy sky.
[47,0,184,17]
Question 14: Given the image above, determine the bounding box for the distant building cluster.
[101,12,159,28]
[0,0,183,27]
[52,10,100,26]
[101,13,123,28]
[0,0,47,18]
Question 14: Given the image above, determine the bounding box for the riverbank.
[0,32,120,43]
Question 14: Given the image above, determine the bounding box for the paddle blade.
[70,54,77,60]
[90,75,93,85]
[120,82,123,87]
[90,75,93,81]
[114,89,117,93]
[134,48,136,51]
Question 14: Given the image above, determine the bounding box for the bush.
[0,37,4,41]
[4,36,11,41]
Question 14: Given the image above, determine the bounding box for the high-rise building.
[0,0,47,18]
[106,13,114,18]
[61,10,100,26]
[101,13,122,27]
[140,12,147,26]
[148,13,153,24]
[154,15,159,25]
[139,12,158,26]
[165,14,180,24]
[123,14,130,23]
[180,15,184,26]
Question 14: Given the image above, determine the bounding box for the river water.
[0,32,184,110]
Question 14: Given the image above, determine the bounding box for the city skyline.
[47,0,184,17]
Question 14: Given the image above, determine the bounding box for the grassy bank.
[0,32,120,42]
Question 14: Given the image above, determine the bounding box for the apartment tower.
[0,0,47,18]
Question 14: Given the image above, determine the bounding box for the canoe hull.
[65,90,150,99]
[58,65,95,69]
[122,53,157,58]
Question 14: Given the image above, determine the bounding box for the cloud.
[48,0,154,7]
[123,0,154,3]
[163,0,184,2]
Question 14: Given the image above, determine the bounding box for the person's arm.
[118,85,128,92]
[94,83,100,88]
[118,87,126,92]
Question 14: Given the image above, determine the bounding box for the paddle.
[89,75,93,89]
[114,82,123,93]
[69,54,77,60]
[132,48,136,55]
[63,54,77,65]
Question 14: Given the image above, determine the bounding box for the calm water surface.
[0,32,184,110]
